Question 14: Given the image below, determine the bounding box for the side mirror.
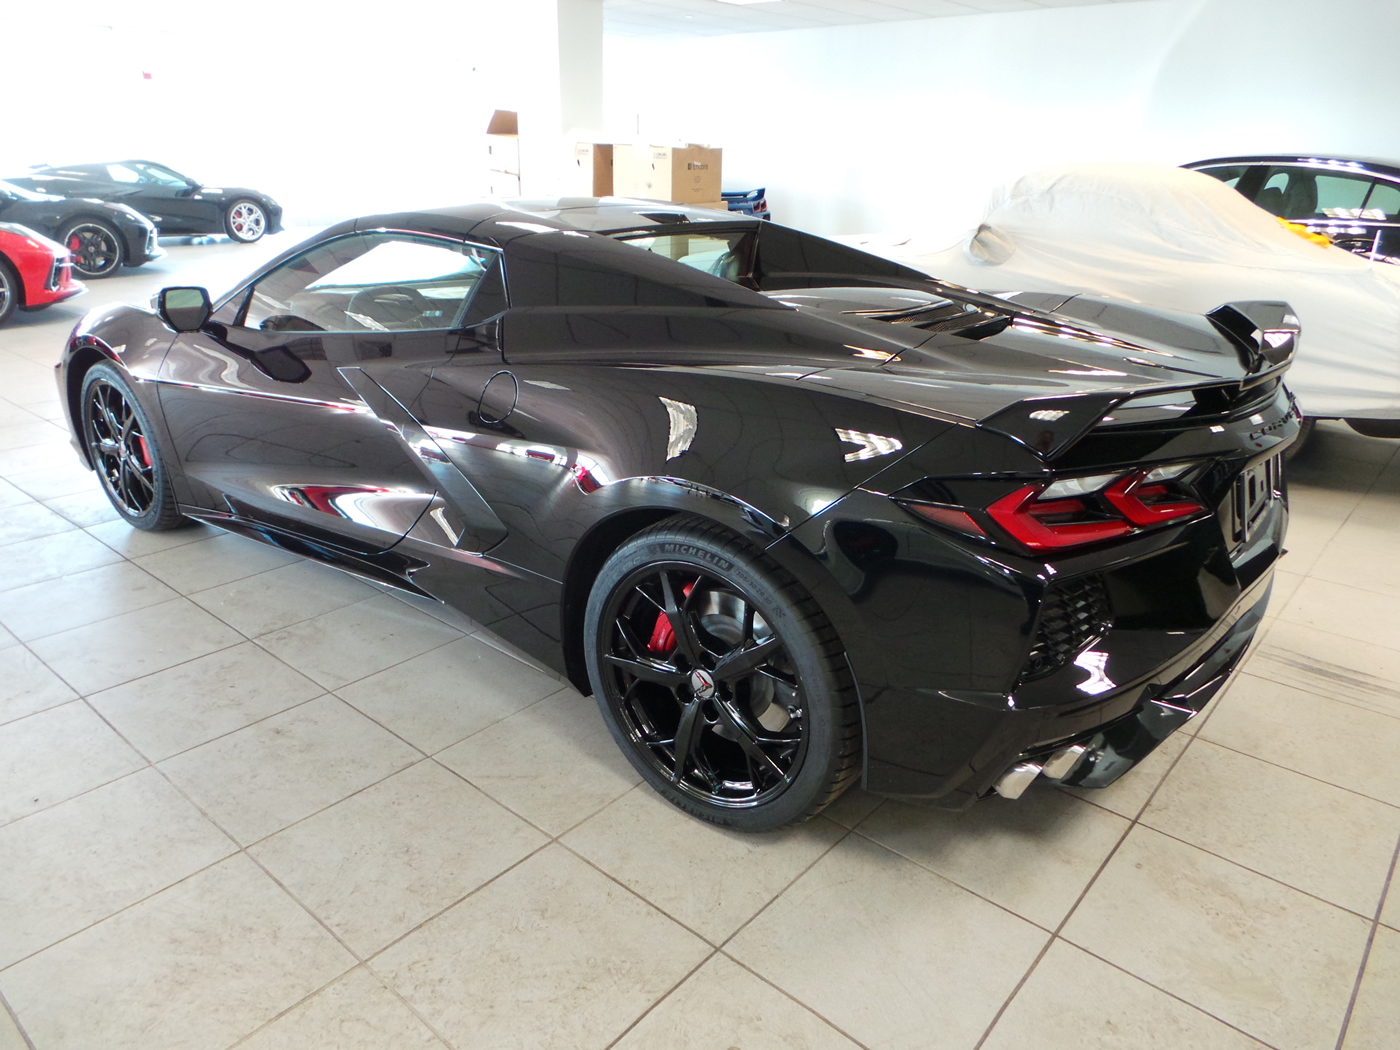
[159,286,212,332]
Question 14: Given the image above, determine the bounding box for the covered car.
[888,164,1400,438]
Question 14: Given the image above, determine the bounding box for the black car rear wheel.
[225,199,267,243]
[81,363,186,530]
[60,220,124,279]
[585,516,861,831]
[0,257,17,326]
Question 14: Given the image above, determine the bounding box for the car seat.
[1255,185,1286,216]
[1282,175,1318,220]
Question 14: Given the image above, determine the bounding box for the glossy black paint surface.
[0,180,161,266]
[10,161,282,237]
[1185,154,1400,263]
[56,200,1297,805]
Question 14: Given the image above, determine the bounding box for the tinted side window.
[106,164,141,184]
[753,223,929,284]
[241,233,499,333]
[134,163,188,187]
[1363,180,1400,221]
[614,231,752,282]
[503,233,766,308]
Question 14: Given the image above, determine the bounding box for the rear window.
[1194,165,1249,189]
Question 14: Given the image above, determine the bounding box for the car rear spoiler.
[1205,300,1299,386]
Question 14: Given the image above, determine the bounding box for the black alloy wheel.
[0,258,16,326]
[585,516,861,830]
[60,220,124,279]
[225,199,267,242]
[80,363,186,530]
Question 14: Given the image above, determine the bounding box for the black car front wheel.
[585,516,861,831]
[81,363,187,530]
[225,199,267,243]
[60,220,124,279]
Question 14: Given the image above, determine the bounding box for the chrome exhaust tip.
[1041,743,1089,781]
[993,762,1042,800]
[994,743,1090,799]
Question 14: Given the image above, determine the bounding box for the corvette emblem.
[689,669,716,699]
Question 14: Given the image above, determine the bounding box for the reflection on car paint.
[658,396,697,460]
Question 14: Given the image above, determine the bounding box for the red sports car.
[0,222,84,326]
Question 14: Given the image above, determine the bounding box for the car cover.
[874,164,1400,421]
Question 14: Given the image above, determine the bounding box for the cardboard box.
[613,144,722,204]
[486,109,520,176]
[570,142,614,196]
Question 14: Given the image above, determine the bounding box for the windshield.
[0,180,51,202]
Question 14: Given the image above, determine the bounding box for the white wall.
[0,0,565,226]
[602,0,1400,239]
[5,0,1395,235]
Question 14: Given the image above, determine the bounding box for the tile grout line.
[1332,828,1400,1050]
[0,988,37,1050]
[596,816,872,1050]
[971,716,1207,1050]
[597,949,722,1050]
[1192,732,1400,812]
[1065,942,1288,1050]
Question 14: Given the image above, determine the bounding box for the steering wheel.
[346,285,430,329]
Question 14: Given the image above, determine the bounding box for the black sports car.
[57,199,1298,830]
[0,179,161,280]
[12,160,282,244]
[1186,154,1400,263]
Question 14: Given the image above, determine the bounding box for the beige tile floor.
[0,238,1397,1050]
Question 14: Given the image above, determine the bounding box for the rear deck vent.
[1023,575,1112,680]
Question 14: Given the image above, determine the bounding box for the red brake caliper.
[646,580,697,654]
[136,436,152,468]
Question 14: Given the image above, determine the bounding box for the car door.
[120,162,210,232]
[157,229,508,553]
[1360,178,1400,264]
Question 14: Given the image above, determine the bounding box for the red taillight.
[902,502,986,537]
[987,468,1204,552]
[1103,475,1203,526]
[900,466,1205,554]
[987,486,1133,551]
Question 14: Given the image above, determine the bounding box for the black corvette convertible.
[12,160,282,244]
[0,179,161,280]
[57,199,1298,830]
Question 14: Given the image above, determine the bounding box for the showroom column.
[559,0,604,134]
[505,0,603,195]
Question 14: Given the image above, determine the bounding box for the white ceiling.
[605,0,1147,37]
